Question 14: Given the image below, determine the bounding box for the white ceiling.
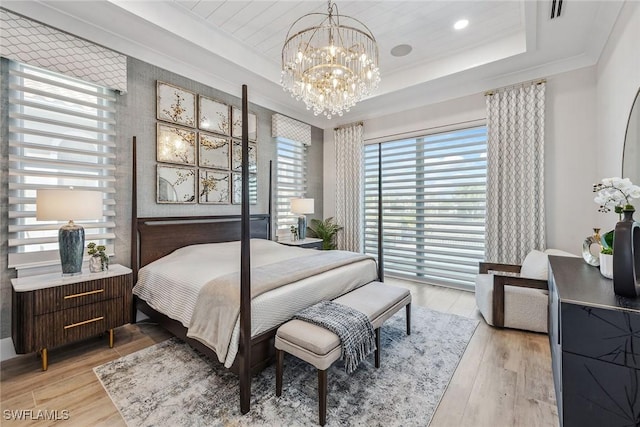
[1,0,625,129]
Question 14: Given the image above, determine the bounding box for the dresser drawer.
[562,351,640,427]
[34,298,125,349]
[34,273,131,315]
[561,303,640,370]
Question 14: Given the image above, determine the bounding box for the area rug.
[94,306,478,427]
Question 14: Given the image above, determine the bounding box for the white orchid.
[593,177,640,214]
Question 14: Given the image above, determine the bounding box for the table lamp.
[36,189,103,276]
[290,198,314,240]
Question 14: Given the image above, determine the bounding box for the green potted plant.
[87,242,109,273]
[306,217,343,250]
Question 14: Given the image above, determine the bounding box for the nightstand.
[278,237,324,250]
[11,264,133,370]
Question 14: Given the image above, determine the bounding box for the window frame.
[7,61,117,270]
[363,123,487,290]
[275,137,308,236]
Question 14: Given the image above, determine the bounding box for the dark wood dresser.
[11,264,133,370]
[548,256,640,427]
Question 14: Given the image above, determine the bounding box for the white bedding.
[133,238,378,367]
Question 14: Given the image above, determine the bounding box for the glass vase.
[582,228,602,267]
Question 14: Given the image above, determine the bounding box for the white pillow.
[519,250,549,280]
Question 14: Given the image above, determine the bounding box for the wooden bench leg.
[276,349,283,397]
[318,369,327,426]
[375,328,380,368]
[406,303,411,335]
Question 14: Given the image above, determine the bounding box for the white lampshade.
[36,189,103,221]
[290,198,314,215]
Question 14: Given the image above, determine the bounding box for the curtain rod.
[485,78,546,96]
[334,121,363,131]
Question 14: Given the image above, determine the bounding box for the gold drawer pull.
[64,289,104,300]
[64,316,104,330]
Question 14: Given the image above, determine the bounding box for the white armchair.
[475,249,577,333]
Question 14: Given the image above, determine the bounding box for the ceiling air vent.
[550,0,564,19]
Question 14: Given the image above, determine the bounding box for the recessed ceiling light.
[390,44,412,57]
[454,19,469,30]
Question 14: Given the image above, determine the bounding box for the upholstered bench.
[275,281,411,425]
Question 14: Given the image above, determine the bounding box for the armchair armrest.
[479,262,522,274]
[491,274,548,328]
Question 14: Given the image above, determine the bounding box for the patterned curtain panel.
[0,9,127,92]
[485,82,546,264]
[334,123,364,252]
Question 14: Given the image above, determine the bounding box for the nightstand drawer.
[34,274,131,315]
[34,298,124,349]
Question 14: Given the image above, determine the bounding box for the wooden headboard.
[133,214,270,272]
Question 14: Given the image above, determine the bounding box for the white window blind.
[363,126,487,289]
[7,61,117,269]
[275,138,308,233]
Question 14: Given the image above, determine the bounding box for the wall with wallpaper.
[0,56,324,342]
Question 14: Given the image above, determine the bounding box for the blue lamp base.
[298,215,307,240]
[59,221,84,276]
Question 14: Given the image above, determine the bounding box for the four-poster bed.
[129,85,385,414]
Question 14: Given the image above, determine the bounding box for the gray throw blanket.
[293,300,376,374]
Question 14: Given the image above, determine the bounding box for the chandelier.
[281,1,380,119]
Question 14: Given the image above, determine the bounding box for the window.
[7,62,117,269]
[275,137,308,234]
[363,126,487,289]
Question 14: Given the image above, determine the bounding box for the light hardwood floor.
[1,278,558,427]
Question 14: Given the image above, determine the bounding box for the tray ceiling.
[0,0,625,128]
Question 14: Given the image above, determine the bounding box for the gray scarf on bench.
[293,300,376,374]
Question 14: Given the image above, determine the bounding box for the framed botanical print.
[231,107,257,141]
[199,133,229,170]
[157,123,196,165]
[199,96,230,135]
[232,173,257,205]
[157,81,196,127]
[199,170,230,204]
[231,140,257,173]
[157,165,196,203]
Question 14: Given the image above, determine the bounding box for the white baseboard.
[1,337,17,362]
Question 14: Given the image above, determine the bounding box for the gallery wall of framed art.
[155,81,257,205]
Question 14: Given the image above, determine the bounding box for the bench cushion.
[276,320,342,370]
[334,282,411,329]
[277,319,341,356]
[275,281,411,370]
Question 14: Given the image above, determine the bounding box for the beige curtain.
[485,82,546,264]
[334,123,364,252]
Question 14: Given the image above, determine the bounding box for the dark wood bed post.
[377,143,384,282]
[239,85,252,414]
[130,136,138,323]
[268,160,273,240]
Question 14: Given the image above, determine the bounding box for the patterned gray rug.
[94,306,478,427]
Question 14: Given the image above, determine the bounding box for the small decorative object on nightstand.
[278,237,323,250]
[87,242,109,273]
[11,264,132,371]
